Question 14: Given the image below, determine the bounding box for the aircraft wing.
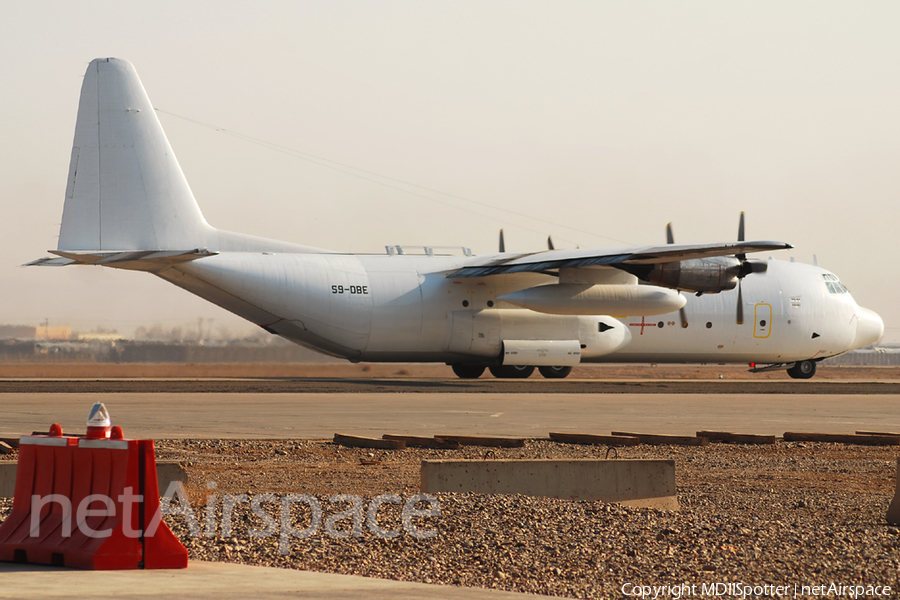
[448,240,792,277]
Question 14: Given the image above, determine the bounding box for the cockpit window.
[823,274,848,294]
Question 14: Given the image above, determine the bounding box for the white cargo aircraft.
[30,58,884,380]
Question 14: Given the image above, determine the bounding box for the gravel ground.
[2,440,899,598]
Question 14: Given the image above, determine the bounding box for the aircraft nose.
[854,307,884,348]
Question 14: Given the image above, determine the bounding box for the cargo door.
[445,310,501,357]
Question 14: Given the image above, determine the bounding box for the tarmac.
[0,561,547,599]
[0,391,898,439]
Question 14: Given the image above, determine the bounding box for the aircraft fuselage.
[160,251,879,366]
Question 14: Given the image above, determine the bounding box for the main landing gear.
[451,364,486,379]
[450,364,573,379]
[787,360,817,380]
[489,365,535,379]
[537,366,572,379]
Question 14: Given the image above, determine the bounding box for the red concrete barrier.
[0,406,187,569]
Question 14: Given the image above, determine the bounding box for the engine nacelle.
[642,257,742,294]
[497,284,685,316]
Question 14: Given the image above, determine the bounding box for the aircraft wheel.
[489,365,535,379]
[538,366,572,379]
[787,360,816,379]
[451,364,486,379]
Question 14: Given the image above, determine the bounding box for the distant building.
[826,344,900,366]
[34,326,73,340]
[0,325,36,339]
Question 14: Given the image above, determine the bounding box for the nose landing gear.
[787,360,817,379]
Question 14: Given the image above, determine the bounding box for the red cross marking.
[628,317,656,335]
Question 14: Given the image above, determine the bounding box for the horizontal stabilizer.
[25,256,79,267]
[25,249,216,271]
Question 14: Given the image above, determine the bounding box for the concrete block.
[0,460,187,499]
[0,463,15,499]
[888,458,900,525]
[421,459,678,510]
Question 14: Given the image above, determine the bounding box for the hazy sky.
[2,1,898,342]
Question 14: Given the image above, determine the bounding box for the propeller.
[547,236,555,250]
[733,211,769,325]
[499,229,505,253]
[665,223,689,328]
[736,212,745,325]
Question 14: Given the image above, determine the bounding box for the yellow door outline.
[753,303,772,339]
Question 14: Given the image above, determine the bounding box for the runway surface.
[1,388,897,439]
[1,378,899,394]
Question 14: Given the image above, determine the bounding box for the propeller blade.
[547,235,555,250]
[499,229,505,253]
[666,222,674,245]
[736,212,746,261]
[736,280,744,325]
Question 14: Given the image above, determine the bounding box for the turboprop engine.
[646,257,741,293]
[497,284,685,316]
[625,256,767,294]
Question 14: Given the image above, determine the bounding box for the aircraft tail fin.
[58,58,211,252]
